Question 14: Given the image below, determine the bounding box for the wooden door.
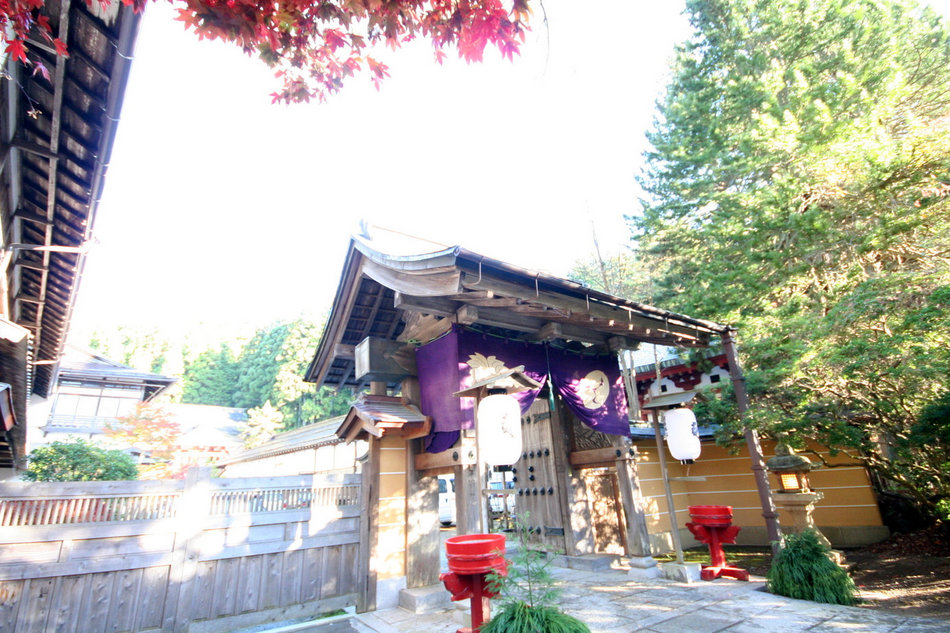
[510,397,565,550]
[583,470,627,555]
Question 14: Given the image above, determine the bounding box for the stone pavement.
[350,566,949,633]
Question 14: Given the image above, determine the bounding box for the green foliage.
[88,326,172,375]
[232,320,352,430]
[634,0,950,516]
[481,603,590,633]
[87,318,352,433]
[767,530,856,605]
[239,402,285,448]
[568,251,660,302]
[483,517,589,633]
[936,499,950,524]
[24,440,138,482]
[182,344,240,407]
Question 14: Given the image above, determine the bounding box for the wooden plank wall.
[0,472,363,633]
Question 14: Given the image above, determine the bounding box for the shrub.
[24,440,139,481]
[483,516,589,633]
[767,530,856,605]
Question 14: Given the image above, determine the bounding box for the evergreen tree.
[636,0,950,515]
[181,344,240,406]
[239,402,285,448]
[233,325,289,410]
[232,319,352,429]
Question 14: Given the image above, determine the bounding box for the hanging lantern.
[664,407,701,461]
[477,393,523,466]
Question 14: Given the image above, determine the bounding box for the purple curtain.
[548,349,631,436]
[416,327,629,453]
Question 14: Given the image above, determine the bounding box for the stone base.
[397,584,452,614]
[659,562,702,583]
[560,554,619,571]
[452,602,471,628]
[626,555,661,579]
[375,576,407,610]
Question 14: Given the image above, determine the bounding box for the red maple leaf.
[5,39,27,64]
[53,38,68,57]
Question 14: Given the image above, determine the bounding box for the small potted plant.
[483,516,589,633]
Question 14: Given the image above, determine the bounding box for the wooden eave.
[0,0,142,398]
[335,395,430,444]
[307,238,731,390]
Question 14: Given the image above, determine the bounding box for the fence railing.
[0,474,361,527]
[0,470,364,633]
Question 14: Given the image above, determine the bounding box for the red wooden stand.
[440,534,507,633]
[685,505,749,581]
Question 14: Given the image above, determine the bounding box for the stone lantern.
[765,444,833,548]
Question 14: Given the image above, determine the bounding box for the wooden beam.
[461,272,712,343]
[400,315,452,345]
[569,447,631,468]
[396,293,609,348]
[537,322,562,342]
[608,336,638,353]
[394,292,457,318]
[13,208,53,225]
[456,303,478,325]
[414,441,476,471]
[334,343,355,360]
[1,139,63,162]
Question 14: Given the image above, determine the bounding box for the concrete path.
[351,566,948,633]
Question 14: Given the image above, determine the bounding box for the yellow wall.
[632,438,886,549]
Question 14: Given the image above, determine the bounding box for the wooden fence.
[0,469,364,633]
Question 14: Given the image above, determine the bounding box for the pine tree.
[636,0,950,515]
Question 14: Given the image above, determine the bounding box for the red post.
[686,505,749,581]
[440,534,506,633]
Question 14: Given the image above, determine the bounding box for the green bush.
[482,516,589,633]
[767,530,856,605]
[24,440,139,481]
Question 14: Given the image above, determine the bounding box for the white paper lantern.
[664,408,701,461]
[477,394,523,466]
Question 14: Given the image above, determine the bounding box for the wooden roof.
[219,415,348,467]
[58,346,176,400]
[306,237,731,390]
[0,0,142,398]
[336,394,429,444]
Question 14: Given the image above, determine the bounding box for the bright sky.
[67,0,950,342]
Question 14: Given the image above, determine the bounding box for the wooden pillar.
[456,385,484,536]
[548,392,593,556]
[403,377,441,588]
[611,435,654,557]
[454,442,481,535]
[722,329,782,549]
[611,342,656,560]
[651,409,685,564]
[357,439,379,612]
[168,467,212,632]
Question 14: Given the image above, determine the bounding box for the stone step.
[397,584,453,614]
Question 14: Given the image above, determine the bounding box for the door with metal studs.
[510,396,565,550]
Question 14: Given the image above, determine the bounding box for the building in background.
[27,347,175,455]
